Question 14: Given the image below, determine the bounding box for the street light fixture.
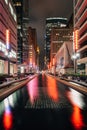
[71,52,80,73]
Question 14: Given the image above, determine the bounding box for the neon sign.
[73,29,79,52]
[6,29,10,50]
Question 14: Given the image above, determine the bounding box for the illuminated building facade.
[54,41,73,74]
[0,0,17,74]
[50,28,73,65]
[45,17,67,64]
[73,0,87,74]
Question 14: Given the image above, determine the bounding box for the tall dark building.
[22,0,29,63]
[13,0,23,66]
[45,17,68,64]
[13,0,29,72]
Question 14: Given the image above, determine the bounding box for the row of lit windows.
[4,0,17,22]
[46,17,67,20]
[14,2,21,7]
[46,23,66,28]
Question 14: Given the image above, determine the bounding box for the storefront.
[0,60,4,74]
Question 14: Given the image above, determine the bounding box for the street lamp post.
[72,52,80,74]
[74,54,77,74]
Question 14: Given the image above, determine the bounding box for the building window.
[0,60,4,73]
[0,41,6,53]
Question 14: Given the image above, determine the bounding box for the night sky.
[28,0,73,69]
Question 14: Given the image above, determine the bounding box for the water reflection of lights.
[3,98,13,130]
[0,101,5,117]
[67,88,85,109]
[5,92,17,108]
[27,77,39,104]
[71,105,85,129]
[8,95,14,107]
[67,88,85,129]
[46,76,58,102]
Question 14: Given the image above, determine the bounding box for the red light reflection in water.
[3,111,13,130]
[46,76,58,102]
[71,105,84,130]
[67,89,85,130]
[27,77,39,104]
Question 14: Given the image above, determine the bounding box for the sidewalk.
[48,73,87,88]
[58,75,87,87]
[55,76,87,95]
[70,79,87,87]
[46,73,87,95]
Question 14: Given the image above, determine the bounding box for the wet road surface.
[0,74,87,130]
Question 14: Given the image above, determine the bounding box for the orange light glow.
[30,58,32,64]
[66,89,85,129]
[6,29,10,50]
[71,105,85,129]
[73,29,79,51]
[3,111,13,130]
[46,76,58,101]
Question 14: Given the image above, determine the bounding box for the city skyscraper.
[50,27,73,65]
[45,17,67,64]
[28,27,38,73]
[0,0,17,74]
[13,0,30,73]
[13,0,23,66]
[73,0,87,74]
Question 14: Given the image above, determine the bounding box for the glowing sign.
[73,29,79,52]
[6,29,10,50]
